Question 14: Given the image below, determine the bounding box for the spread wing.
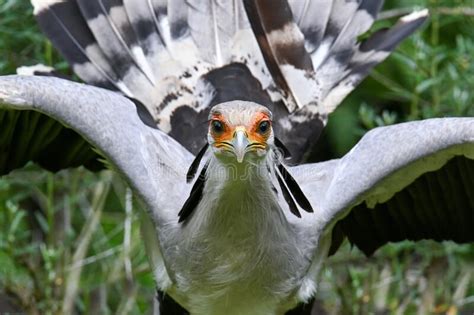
[292,118,474,255]
[0,75,192,226]
[23,0,427,164]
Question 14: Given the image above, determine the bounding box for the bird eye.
[258,121,270,134]
[211,120,224,134]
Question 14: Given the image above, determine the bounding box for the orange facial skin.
[210,111,272,150]
[248,112,272,145]
[209,113,233,146]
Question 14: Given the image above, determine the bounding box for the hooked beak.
[232,127,249,163]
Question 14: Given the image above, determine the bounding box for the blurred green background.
[0,0,473,314]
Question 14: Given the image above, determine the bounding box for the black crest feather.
[276,162,313,215]
[186,143,209,183]
[178,161,209,223]
[274,137,292,159]
[276,171,301,218]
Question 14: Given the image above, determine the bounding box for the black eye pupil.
[212,120,224,133]
[259,121,269,133]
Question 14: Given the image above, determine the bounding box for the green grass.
[0,0,473,314]
[0,168,155,314]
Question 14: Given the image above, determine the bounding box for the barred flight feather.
[30,0,427,164]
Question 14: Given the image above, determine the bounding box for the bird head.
[208,101,274,164]
[181,101,312,222]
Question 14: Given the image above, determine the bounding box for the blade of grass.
[62,174,111,314]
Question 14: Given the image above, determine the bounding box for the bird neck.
[187,154,288,237]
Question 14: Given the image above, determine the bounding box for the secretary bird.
[0,0,473,314]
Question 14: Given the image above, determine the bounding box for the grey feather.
[287,1,426,117]
[322,9,429,111]
[32,0,120,90]
[187,0,246,65]
[243,0,318,111]
[76,0,155,102]
[292,118,474,248]
[320,0,384,66]
[289,0,332,53]
[104,0,157,82]
[168,0,189,40]
[305,0,382,70]
[148,0,172,49]
[122,0,168,74]
[306,0,384,111]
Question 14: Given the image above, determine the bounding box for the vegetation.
[0,0,473,314]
